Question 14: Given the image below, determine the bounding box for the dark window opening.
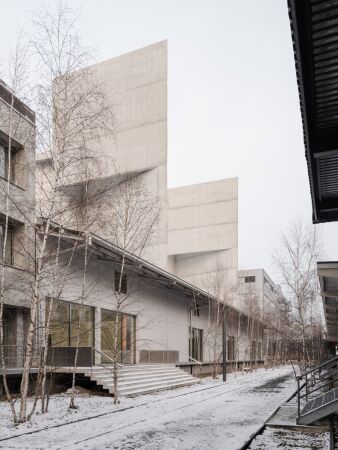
[227,336,236,361]
[192,307,199,317]
[0,224,14,266]
[190,327,203,362]
[245,276,255,283]
[0,143,17,183]
[114,272,128,294]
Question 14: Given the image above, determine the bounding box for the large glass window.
[70,304,94,347]
[101,309,135,363]
[48,299,94,348]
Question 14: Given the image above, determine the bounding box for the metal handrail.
[299,378,333,399]
[296,356,338,418]
[298,355,338,379]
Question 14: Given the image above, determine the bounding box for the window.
[0,143,16,183]
[114,271,127,294]
[192,307,200,317]
[227,336,236,361]
[48,299,94,348]
[190,327,203,362]
[0,224,14,266]
[245,276,255,283]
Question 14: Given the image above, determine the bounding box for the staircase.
[84,364,200,396]
[296,356,338,425]
[298,388,338,425]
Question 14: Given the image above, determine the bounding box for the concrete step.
[85,364,199,397]
[115,378,200,396]
[106,373,194,389]
[86,367,179,377]
[116,376,198,392]
[93,369,182,381]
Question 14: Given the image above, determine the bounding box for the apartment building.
[0,80,36,368]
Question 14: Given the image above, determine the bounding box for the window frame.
[0,141,17,184]
[244,276,255,283]
[114,271,128,294]
[47,299,95,348]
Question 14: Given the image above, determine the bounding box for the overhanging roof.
[289,0,338,223]
[318,261,338,341]
[41,222,249,321]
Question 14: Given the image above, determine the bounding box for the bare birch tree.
[16,1,113,422]
[101,172,160,404]
[204,264,237,378]
[273,219,323,372]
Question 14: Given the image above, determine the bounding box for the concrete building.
[237,269,284,318]
[41,230,254,373]
[0,80,36,367]
[1,43,262,396]
[168,178,238,290]
[36,42,238,293]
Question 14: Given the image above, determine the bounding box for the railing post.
[305,373,308,401]
[223,309,226,382]
[297,376,301,417]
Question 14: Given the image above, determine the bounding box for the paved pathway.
[1,367,296,450]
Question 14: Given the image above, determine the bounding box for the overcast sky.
[1,0,337,278]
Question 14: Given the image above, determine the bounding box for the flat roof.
[0,80,35,124]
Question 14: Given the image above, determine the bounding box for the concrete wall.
[37,41,169,269]
[90,41,168,268]
[0,83,36,309]
[36,42,240,284]
[168,179,238,290]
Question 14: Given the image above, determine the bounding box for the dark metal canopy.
[289,0,338,223]
[318,261,338,341]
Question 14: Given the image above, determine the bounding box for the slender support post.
[297,376,300,417]
[223,309,227,382]
[305,373,308,401]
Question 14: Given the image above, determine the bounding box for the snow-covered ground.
[249,427,330,449]
[0,366,297,449]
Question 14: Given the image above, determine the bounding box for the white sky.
[1,0,338,278]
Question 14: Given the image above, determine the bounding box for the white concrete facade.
[168,178,238,290]
[42,238,254,367]
[36,41,239,289]
[237,269,284,318]
[32,42,258,371]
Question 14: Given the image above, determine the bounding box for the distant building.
[237,269,285,318]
